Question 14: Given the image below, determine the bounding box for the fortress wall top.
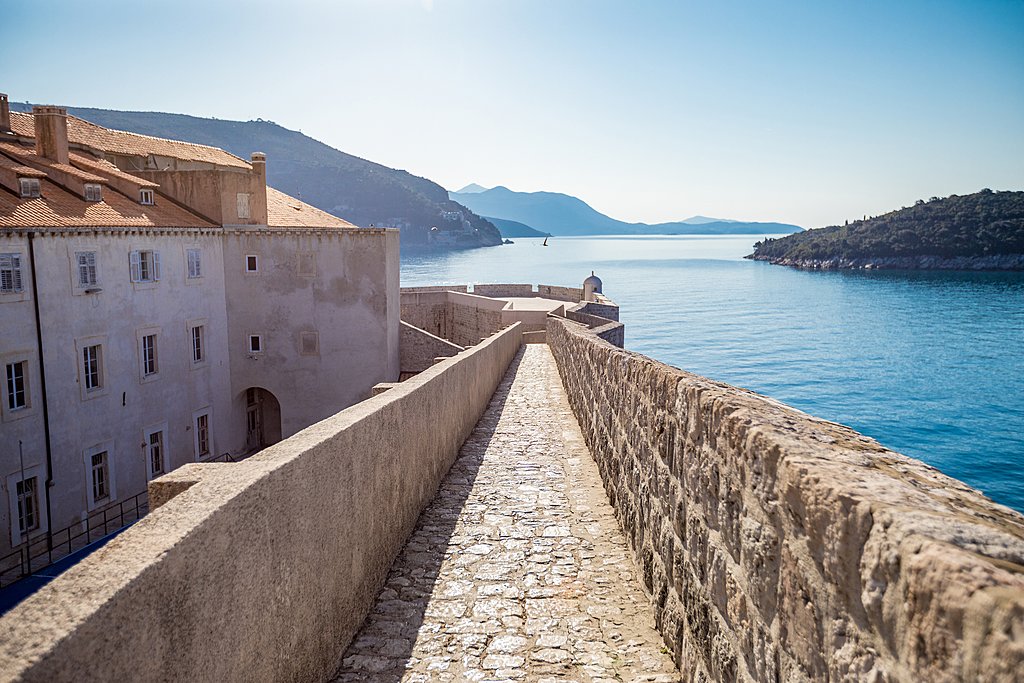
[546,315,1024,682]
[0,324,524,682]
[538,284,584,302]
[472,283,535,298]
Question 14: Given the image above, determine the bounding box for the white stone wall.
[221,228,400,439]
[0,229,233,555]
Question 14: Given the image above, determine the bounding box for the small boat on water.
[542,236,549,246]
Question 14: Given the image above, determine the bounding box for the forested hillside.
[10,102,502,250]
[749,190,1024,269]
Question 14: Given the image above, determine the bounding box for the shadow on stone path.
[332,345,679,682]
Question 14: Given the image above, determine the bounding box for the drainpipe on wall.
[27,232,54,552]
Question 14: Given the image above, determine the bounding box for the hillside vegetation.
[10,103,502,250]
[749,190,1024,269]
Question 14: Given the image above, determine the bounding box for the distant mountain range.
[10,102,502,250]
[484,217,550,238]
[450,185,802,236]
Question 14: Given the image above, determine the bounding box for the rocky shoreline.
[746,252,1024,271]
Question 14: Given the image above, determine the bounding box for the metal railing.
[0,491,149,589]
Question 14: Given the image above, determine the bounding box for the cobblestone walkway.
[333,345,679,682]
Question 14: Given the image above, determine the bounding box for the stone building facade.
[0,96,399,557]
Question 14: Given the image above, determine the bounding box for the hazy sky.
[3,0,1022,227]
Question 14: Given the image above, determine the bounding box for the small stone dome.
[583,271,602,293]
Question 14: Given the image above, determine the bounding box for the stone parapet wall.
[400,285,469,293]
[0,324,524,683]
[472,283,535,298]
[546,316,1024,682]
[399,321,463,376]
[400,290,505,347]
[579,298,619,322]
[538,284,584,302]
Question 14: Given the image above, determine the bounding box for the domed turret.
[583,271,602,301]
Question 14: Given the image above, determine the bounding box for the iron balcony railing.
[0,491,149,589]
[0,452,246,590]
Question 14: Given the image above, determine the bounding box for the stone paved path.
[332,345,679,682]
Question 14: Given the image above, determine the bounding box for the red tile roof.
[0,142,109,184]
[266,186,357,229]
[9,111,251,169]
[69,152,159,188]
[0,147,216,230]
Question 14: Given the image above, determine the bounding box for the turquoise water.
[402,236,1024,514]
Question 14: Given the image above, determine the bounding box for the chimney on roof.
[33,105,69,164]
[251,152,267,186]
[0,94,10,133]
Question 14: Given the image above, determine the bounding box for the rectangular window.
[191,325,204,363]
[245,255,258,273]
[0,253,24,293]
[84,184,103,202]
[195,413,210,458]
[147,430,165,478]
[19,178,40,198]
[76,251,98,287]
[297,252,316,276]
[141,334,158,376]
[300,331,319,356]
[5,361,27,411]
[139,189,155,205]
[187,248,202,279]
[236,193,251,219]
[248,335,262,353]
[83,344,102,391]
[91,451,109,502]
[15,477,39,535]
[129,250,161,283]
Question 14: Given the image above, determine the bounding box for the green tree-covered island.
[748,189,1024,270]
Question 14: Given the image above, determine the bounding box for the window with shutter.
[84,184,102,202]
[18,178,40,198]
[130,250,159,283]
[1,253,24,293]
[139,189,155,205]
[237,193,251,219]
[76,251,98,287]
[187,248,202,279]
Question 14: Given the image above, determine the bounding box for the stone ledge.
[546,315,1024,682]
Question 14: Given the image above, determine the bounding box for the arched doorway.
[244,387,282,452]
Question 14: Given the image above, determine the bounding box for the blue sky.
[2,0,1022,227]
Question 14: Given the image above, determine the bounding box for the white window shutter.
[194,250,201,278]
[87,252,97,285]
[129,251,141,282]
[11,254,22,292]
[153,251,162,281]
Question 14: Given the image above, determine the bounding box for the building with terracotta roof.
[0,94,399,561]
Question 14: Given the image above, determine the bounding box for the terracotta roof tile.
[0,154,46,178]
[0,177,216,229]
[9,111,251,169]
[68,151,159,188]
[266,186,357,229]
[0,142,111,185]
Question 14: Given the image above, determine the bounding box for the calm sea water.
[402,236,1024,514]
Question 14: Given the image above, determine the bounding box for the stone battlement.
[0,288,1021,682]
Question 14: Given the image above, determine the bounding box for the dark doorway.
[245,387,282,452]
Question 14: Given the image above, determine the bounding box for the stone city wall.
[472,283,535,298]
[0,324,524,683]
[399,321,463,378]
[400,290,504,347]
[546,315,1024,682]
[538,284,584,302]
[577,297,620,322]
